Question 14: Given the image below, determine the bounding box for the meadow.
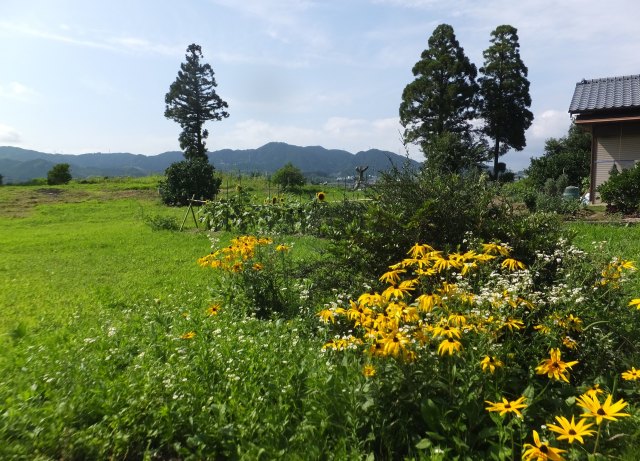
[1,175,640,460]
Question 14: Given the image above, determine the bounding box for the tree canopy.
[165,44,229,161]
[399,24,478,153]
[47,163,72,185]
[478,25,533,176]
[526,123,591,188]
[272,163,306,190]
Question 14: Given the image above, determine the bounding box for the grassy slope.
[0,178,213,350]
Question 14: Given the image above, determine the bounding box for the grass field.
[2,178,640,459]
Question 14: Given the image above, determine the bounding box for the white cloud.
[0,81,38,101]
[0,123,22,143]
[529,109,571,142]
[0,22,181,57]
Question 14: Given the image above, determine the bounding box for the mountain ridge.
[0,143,420,183]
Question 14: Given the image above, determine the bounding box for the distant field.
[0,177,213,350]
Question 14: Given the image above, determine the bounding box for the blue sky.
[1,0,639,170]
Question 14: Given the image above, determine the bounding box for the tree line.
[160,25,534,204]
[400,24,533,176]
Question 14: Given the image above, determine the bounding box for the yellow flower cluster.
[596,258,635,287]
[198,235,273,272]
[520,390,630,460]
[318,242,528,362]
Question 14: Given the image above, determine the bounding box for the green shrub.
[143,214,179,231]
[350,164,566,274]
[597,164,640,214]
[159,159,221,206]
[271,162,306,191]
[47,163,72,185]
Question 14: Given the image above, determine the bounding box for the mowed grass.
[0,179,213,352]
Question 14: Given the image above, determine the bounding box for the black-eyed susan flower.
[275,244,290,252]
[501,258,526,271]
[481,355,504,374]
[379,331,411,358]
[437,338,462,356]
[535,348,578,383]
[315,191,326,202]
[379,269,406,285]
[622,367,640,381]
[522,430,566,461]
[431,322,462,339]
[547,415,595,444]
[181,331,196,340]
[583,383,604,399]
[317,308,336,324]
[363,365,376,377]
[576,393,630,425]
[206,303,221,316]
[628,298,640,309]
[500,317,525,332]
[481,242,510,256]
[485,396,527,418]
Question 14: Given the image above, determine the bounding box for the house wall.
[592,121,640,201]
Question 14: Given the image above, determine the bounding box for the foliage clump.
[47,163,72,185]
[597,163,640,214]
[271,162,306,191]
[159,158,221,206]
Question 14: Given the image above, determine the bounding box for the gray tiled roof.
[569,74,640,113]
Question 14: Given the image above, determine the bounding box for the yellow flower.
[535,348,578,383]
[437,338,462,356]
[315,191,326,202]
[181,331,196,340]
[485,396,527,418]
[276,244,290,252]
[382,279,417,300]
[252,262,264,271]
[431,323,462,339]
[407,243,435,259]
[480,355,504,374]
[522,430,566,461]
[547,415,595,444]
[534,324,552,335]
[206,303,221,316]
[379,331,412,358]
[481,242,511,256]
[415,293,440,312]
[317,308,337,323]
[379,269,405,285]
[363,365,376,377]
[583,383,604,399]
[500,317,524,331]
[501,258,526,271]
[562,336,578,350]
[622,366,640,381]
[576,393,630,425]
[628,298,640,309]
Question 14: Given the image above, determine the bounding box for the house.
[568,74,640,203]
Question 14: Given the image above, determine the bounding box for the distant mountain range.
[0,142,420,183]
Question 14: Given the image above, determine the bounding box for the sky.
[1,0,639,171]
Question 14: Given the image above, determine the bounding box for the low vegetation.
[2,173,640,460]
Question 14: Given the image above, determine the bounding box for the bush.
[597,164,640,214]
[143,214,179,231]
[47,163,72,185]
[159,159,221,206]
[349,164,566,274]
[272,162,306,191]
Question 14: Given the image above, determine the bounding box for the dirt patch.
[35,188,64,196]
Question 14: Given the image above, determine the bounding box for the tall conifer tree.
[399,24,478,153]
[165,44,229,161]
[478,25,533,176]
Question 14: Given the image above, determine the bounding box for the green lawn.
[0,180,213,351]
